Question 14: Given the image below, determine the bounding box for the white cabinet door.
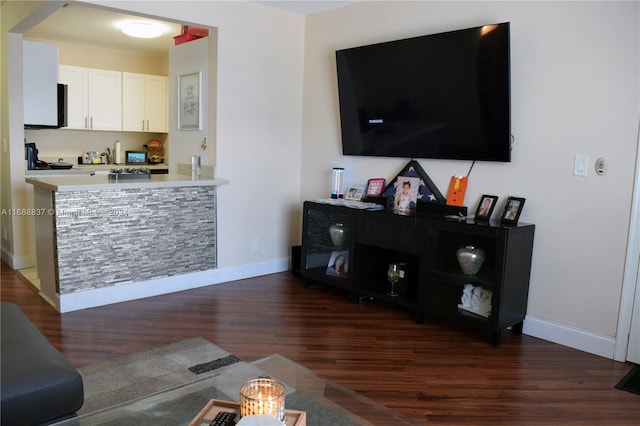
[23,41,58,127]
[122,73,168,133]
[59,65,88,130]
[145,75,168,133]
[88,69,122,131]
[122,72,146,131]
[59,66,121,131]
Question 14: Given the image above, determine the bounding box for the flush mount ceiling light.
[118,21,166,38]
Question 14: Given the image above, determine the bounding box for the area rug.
[77,337,363,425]
[78,337,241,414]
[615,364,640,396]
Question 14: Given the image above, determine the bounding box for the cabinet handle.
[146,120,149,131]
[142,120,145,131]
[84,117,88,129]
[90,117,93,129]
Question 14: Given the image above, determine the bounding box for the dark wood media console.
[300,201,535,345]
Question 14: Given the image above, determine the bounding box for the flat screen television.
[336,22,511,162]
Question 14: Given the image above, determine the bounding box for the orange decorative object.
[446,176,468,206]
[147,139,162,151]
[181,25,210,37]
[173,33,200,45]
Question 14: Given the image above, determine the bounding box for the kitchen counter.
[26,173,228,192]
[25,164,169,177]
[26,173,228,312]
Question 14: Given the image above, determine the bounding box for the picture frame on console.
[393,176,420,215]
[345,186,365,201]
[326,250,349,278]
[365,178,386,197]
[500,196,526,224]
[380,160,446,204]
[474,195,499,221]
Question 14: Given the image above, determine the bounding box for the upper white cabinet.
[59,65,122,131]
[23,41,58,127]
[122,72,168,133]
[58,65,87,129]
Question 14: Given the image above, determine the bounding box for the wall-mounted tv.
[336,22,511,162]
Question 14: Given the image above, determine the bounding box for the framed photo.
[393,176,420,214]
[326,250,349,278]
[178,72,202,130]
[500,196,526,224]
[345,186,365,201]
[381,160,446,204]
[366,178,386,197]
[474,195,498,220]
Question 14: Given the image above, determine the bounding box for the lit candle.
[240,378,285,422]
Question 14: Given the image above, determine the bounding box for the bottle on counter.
[114,140,121,164]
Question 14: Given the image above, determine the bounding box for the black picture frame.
[500,196,526,224]
[381,160,445,204]
[474,195,499,221]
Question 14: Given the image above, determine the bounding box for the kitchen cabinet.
[23,41,58,127]
[58,65,122,131]
[122,73,168,133]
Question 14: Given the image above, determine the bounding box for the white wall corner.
[523,315,616,360]
[1,248,35,270]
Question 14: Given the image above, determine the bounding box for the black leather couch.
[1,302,84,425]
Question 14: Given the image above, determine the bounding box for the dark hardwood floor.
[2,260,638,424]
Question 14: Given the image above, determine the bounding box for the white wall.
[301,1,640,356]
[86,1,306,270]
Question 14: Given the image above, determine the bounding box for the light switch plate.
[574,155,589,177]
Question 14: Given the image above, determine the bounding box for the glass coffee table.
[53,354,419,425]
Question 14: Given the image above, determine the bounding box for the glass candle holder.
[239,378,285,422]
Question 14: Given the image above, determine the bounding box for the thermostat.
[595,157,607,175]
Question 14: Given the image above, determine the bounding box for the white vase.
[329,223,346,247]
[456,245,485,275]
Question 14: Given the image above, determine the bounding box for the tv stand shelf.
[300,201,535,345]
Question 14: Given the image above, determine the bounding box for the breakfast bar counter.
[26,174,228,312]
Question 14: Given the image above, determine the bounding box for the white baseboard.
[523,315,616,360]
[39,258,620,361]
[56,258,290,313]
[1,247,35,270]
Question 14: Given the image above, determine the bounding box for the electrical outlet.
[2,226,8,241]
[251,239,260,254]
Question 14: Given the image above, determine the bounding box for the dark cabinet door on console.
[300,202,358,298]
[422,220,535,345]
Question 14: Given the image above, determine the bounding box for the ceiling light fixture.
[119,21,166,38]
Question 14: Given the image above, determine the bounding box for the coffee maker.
[25,142,49,170]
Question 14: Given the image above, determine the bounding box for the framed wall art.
[500,196,526,224]
[178,72,202,130]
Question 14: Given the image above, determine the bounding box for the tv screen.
[336,23,511,162]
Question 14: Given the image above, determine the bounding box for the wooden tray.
[189,399,306,426]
